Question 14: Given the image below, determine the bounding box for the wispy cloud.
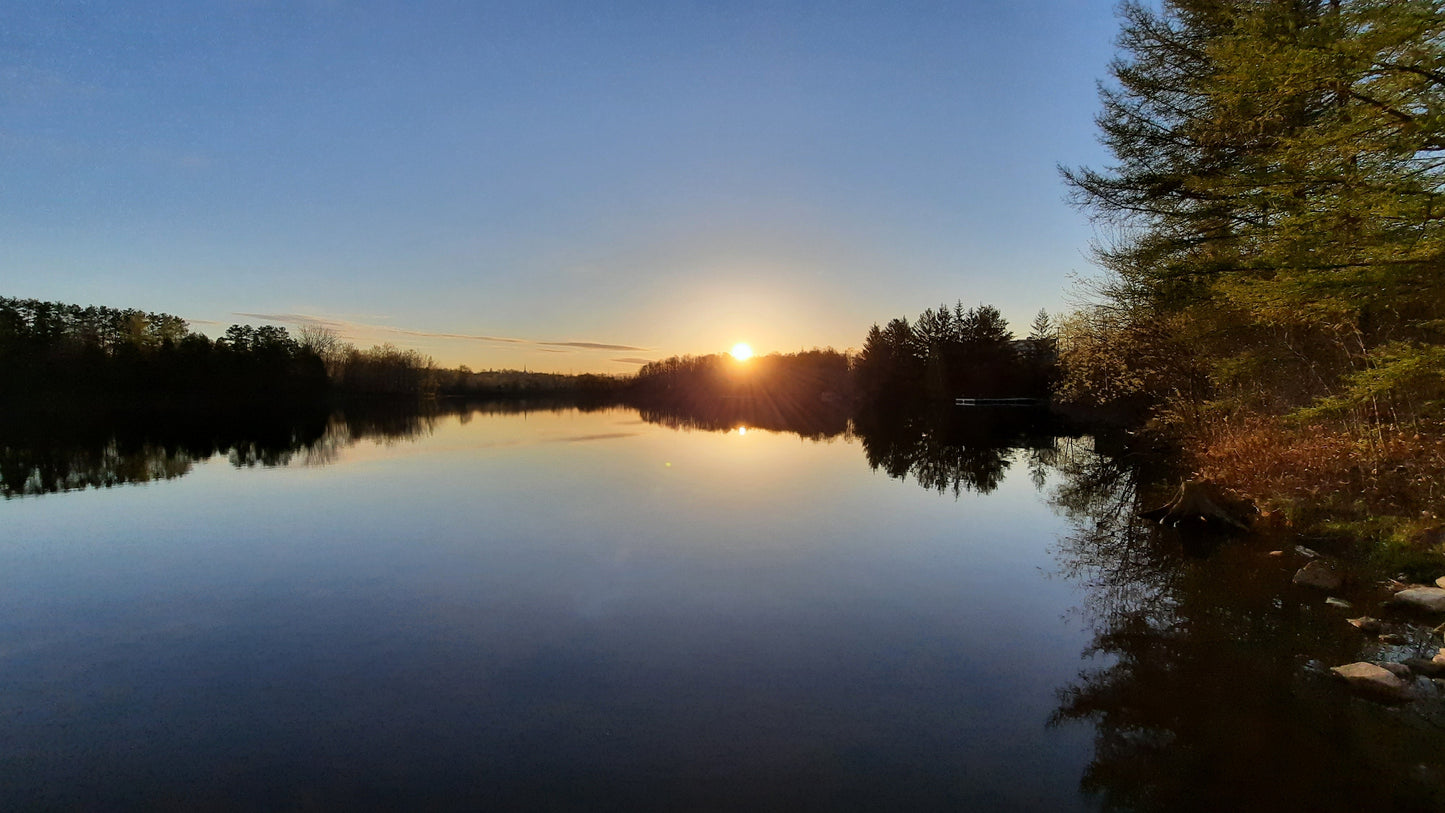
[390,327,527,343]
[233,311,348,328]
[611,357,653,365]
[540,341,650,351]
[554,432,638,443]
[232,312,525,344]
[226,312,647,354]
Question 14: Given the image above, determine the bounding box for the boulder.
[1293,560,1343,591]
[1325,597,1354,609]
[1330,662,1415,701]
[1436,576,1445,589]
[1379,662,1413,679]
[1403,658,1445,678]
[1393,587,1445,613]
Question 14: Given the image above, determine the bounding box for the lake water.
[2,404,1443,810]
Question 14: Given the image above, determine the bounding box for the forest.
[0,296,434,406]
[0,294,1054,419]
[852,303,1057,406]
[1058,0,1445,545]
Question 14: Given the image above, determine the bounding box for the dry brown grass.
[1189,415,1445,540]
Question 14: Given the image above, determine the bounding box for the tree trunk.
[1139,480,1254,532]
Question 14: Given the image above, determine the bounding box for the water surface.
[2,405,1442,810]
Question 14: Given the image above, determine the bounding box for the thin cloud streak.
[539,341,650,351]
[227,312,648,354]
[391,327,527,344]
[232,312,351,330]
[611,357,653,365]
[232,312,527,344]
[554,432,638,443]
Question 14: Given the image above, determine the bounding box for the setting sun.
[730,343,753,361]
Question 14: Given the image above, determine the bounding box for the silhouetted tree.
[854,301,1052,405]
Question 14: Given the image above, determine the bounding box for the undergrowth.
[1187,415,1445,562]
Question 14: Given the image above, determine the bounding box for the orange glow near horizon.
[730,342,753,361]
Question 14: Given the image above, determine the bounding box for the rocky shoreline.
[1141,480,1445,705]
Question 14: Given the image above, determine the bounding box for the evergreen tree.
[1064,0,1445,425]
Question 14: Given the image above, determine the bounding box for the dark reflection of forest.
[0,400,570,498]
[631,397,1081,497]
[2,397,1090,499]
[633,396,852,441]
[853,404,1077,496]
[2,406,320,497]
[1045,436,1445,812]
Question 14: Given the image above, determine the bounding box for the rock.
[1295,545,1321,558]
[1380,633,1410,645]
[1330,662,1415,700]
[1434,648,1445,665]
[1391,580,1433,592]
[1393,587,1445,613]
[1325,597,1354,609]
[1268,550,1284,557]
[1348,616,1385,634]
[1404,658,1445,677]
[1293,560,1343,591]
[1379,661,1413,679]
[1436,576,1445,589]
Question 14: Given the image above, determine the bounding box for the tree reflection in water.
[11,397,1445,809]
[631,398,1075,497]
[1,408,321,497]
[1045,435,1445,812]
[634,396,851,441]
[853,404,1071,496]
[0,399,635,498]
[0,402,451,498]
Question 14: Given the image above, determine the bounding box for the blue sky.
[2,1,1119,372]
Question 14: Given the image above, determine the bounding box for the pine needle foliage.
[1063,0,1445,538]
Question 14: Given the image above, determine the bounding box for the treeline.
[1060,0,1445,539]
[623,307,1060,429]
[0,296,438,406]
[853,303,1057,406]
[437,367,624,402]
[0,297,327,404]
[625,349,853,433]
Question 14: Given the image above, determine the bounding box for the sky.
[2,1,1121,373]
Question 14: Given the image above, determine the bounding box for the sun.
[730,342,753,361]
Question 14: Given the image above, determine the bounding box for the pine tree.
[1064,0,1445,424]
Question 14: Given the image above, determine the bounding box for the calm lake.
[2,403,1442,810]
